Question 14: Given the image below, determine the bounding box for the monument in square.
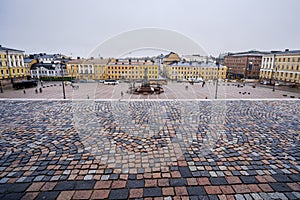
[129,68,164,95]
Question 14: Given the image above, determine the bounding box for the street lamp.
[61,61,66,99]
[272,65,277,92]
[214,56,220,99]
[0,81,3,93]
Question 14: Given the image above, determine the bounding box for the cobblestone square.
[0,81,299,100]
[0,98,299,199]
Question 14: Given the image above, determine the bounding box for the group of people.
[23,87,42,94]
[185,81,206,90]
[35,88,43,94]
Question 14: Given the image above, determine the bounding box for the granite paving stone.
[73,190,92,199]
[109,189,129,199]
[0,99,299,199]
[74,180,96,190]
[289,174,300,182]
[7,183,31,193]
[91,190,109,199]
[187,186,206,196]
[21,192,39,200]
[144,187,162,197]
[127,180,145,188]
[272,174,292,182]
[269,182,293,192]
[35,191,60,200]
[170,178,187,187]
[179,166,192,178]
[284,192,299,200]
[240,176,259,184]
[54,181,76,191]
[219,185,235,194]
[209,177,228,185]
[287,182,300,191]
[2,192,24,200]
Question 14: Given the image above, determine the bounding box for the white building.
[30,63,66,79]
[182,55,214,63]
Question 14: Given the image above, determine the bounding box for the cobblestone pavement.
[0,82,299,100]
[0,100,300,199]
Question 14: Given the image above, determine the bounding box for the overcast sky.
[1,0,300,57]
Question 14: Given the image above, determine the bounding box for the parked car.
[64,81,72,86]
[104,79,119,85]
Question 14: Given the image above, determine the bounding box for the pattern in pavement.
[0,100,299,199]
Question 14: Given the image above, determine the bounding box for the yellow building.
[24,57,37,77]
[165,62,227,81]
[260,50,300,85]
[106,59,159,80]
[0,45,28,86]
[67,58,108,80]
[66,59,81,80]
[163,52,181,65]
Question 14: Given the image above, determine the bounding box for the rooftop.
[275,49,300,55]
[227,50,270,57]
[170,61,226,68]
[31,62,58,70]
[0,45,25,53]
[68,58,109,65]
[24,58,35,63]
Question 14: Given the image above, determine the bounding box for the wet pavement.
[0,99,299,199]
[0,81,299,100]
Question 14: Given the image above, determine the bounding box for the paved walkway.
[0,82,299,100]
[0,99,299,199]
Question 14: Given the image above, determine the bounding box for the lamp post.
[61,61,66,99]
[214,56,220,99]
[272,65,277,92]
[0,81,3,93]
